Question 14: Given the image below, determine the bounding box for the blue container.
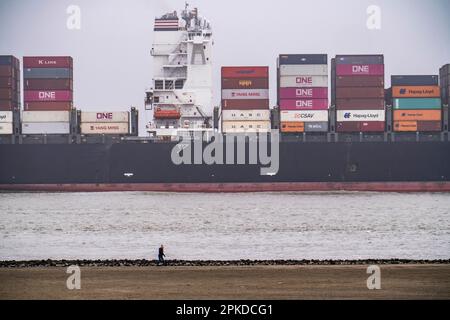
[391,75,438,86]
[23,68,73,79]
[0,56,13,66]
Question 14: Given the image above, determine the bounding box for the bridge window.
[155,80,164,90]
[175,80,184,89]
[165,80,174,90]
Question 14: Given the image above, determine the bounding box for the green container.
[393,98,442,110]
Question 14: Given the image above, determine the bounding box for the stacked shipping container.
[21,111,70,134]
[440,64,450,106]
[0,55,20,135]
[0,111,13,135]
[80,112,130,135]
[22,57,73,134]
[391,75,442,132]
[23,57,73,111]
[278,54,329,133]
[332,55,385,132]
[221,67,271,133]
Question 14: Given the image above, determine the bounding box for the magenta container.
[23,56,73,69]
[336,64,384,76]
[280,99,329,110]
[24,90,73,102]
[279,88,328,99]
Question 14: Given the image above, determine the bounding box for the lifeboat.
[154,108,181,119]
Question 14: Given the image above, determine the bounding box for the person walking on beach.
[158,245,165,265]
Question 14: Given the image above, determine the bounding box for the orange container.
[392,86,440,98]
[281,122,304,133]
[393,110,442,121]
[393,121,417,132]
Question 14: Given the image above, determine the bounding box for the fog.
[1,0,449,133]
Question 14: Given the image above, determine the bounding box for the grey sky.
[1,0,449,132]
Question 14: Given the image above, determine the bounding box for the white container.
[0,123,13,135]
[280,110,329,122]
[22,122,70,134]
[0,111,13,123]
[81,123,129,135]
[221,89,269,100]
[337,110,385,122]
[279,75,328,88]
[222,110,271,121]
[22,111,70,123]
[279,65,328,76]
[81,111,129,123]
[222,121,271,133]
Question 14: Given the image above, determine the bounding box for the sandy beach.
[1,264,449,300]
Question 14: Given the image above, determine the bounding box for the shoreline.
[1,264,449,299]
[1,259,450,268]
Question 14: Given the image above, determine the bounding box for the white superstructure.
[145,4,214,139]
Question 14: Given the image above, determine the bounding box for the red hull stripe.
[1,182,450,193]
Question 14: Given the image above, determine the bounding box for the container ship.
[1,4,450,193]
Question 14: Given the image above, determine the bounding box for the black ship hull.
[1,138,450,192]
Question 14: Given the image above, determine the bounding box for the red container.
[24,101,73,111]
[24,90,73,102]
[359,121,385,132]
[23,56,73,69]
[24,79,73,91]
[0,66,12,77]
[221,67,269,79]
[0,88,14,99]
[279,88,328,99]
[222,99,270,110]
[417,121,442,132]
[336,98,385,110]
[336,87,385,99]
[0,100,18,110]
[222,78,269,89]
[279,99,328,110]
[336,76,384,87]
[336,64,384,76]
[3,78,20,91]
[336,122,359,132]
[337,121,385,132]
[0,77,13,88]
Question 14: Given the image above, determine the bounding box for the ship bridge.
[146,3,214,140]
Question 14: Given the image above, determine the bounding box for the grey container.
[23,68,73,79]
[440,65,449,104]
[335,55,384,65]
[442,85,450,105]
[439,64,449,78]
[278,54,327,65]
[305,122,329,132]
[391,75,438,86]
[331,58,336,105]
